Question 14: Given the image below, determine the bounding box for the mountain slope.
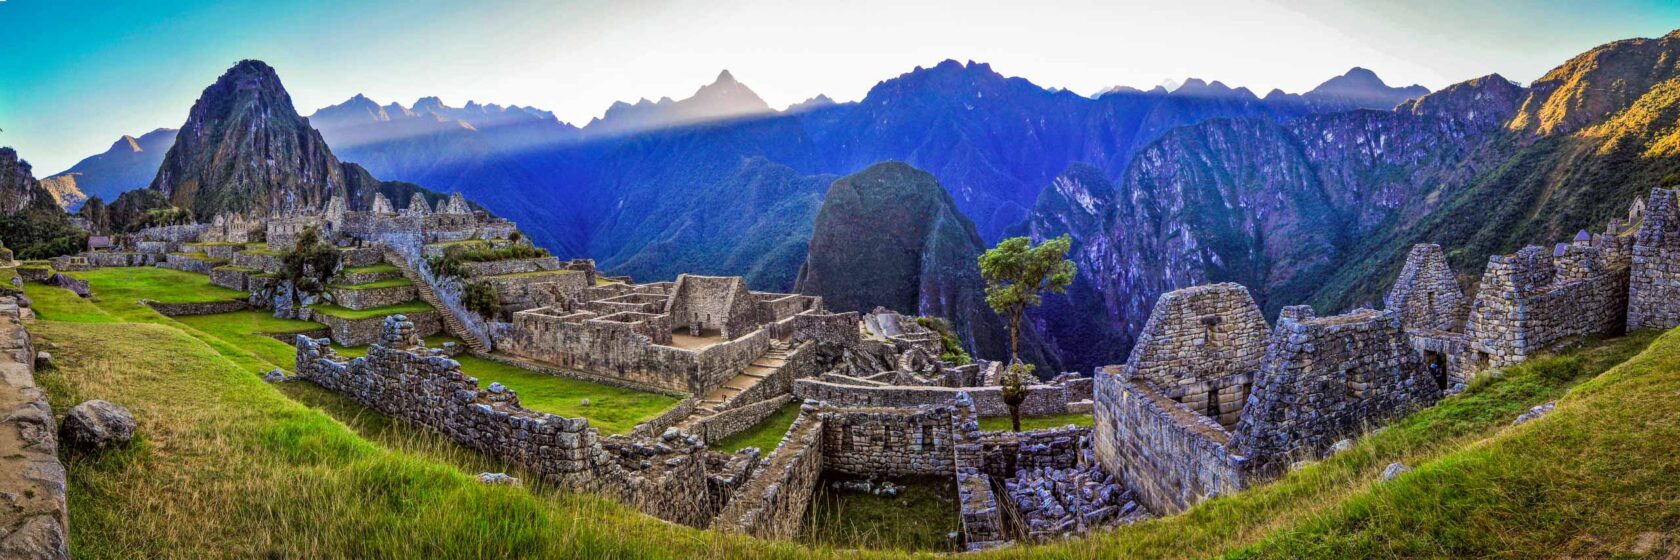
[0,148,84,258]
[796,161,1050,366]
[150,60,459,217]
[42,128,177,208]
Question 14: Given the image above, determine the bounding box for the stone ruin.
[1629,187,1680,331]
[1094,286,1436,513]
[1094,192,1680,515]
[294,318,713,526]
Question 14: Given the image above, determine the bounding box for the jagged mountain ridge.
[41,128,178,211]
[149,60,462,218]
[1012,30,1680,373]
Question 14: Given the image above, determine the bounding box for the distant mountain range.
[55,35,1680,374]
[40,128,177,211]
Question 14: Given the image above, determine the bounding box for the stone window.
[841,425,854,451]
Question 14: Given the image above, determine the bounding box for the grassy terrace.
[24,268,677,435]
[306,300,434,320]
[712,403,801,453]
[802,475,959,553]
[328,277,414,290]
[341,263,398,275]
[977,411,1093,432]
[167,251,228,263]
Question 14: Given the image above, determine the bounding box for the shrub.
[914,316,972,365]
[462,281,499,320]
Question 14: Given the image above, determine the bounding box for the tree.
[279,225,340,308]
[978,234,1076,431]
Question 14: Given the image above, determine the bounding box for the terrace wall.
[1629,187,1680,330]
[294,328,710,526]
[1093,373,1243,514]
[0,298,68,559]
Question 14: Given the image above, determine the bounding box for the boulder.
[1380,462,1411,482]
[1511,401,1556,426]
[477,472,520,486]
[59,400,136,450]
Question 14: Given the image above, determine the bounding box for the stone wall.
[1385,244,1466,332]
[499,306,774,395]
[666,275,760,339]
[792,378,1075,418]
[294,324,710,526]
[689,395,796,445]
[710,406,825,539]
[1464,238,1629,369]
[84,252,155,268]
[1629,187,1680,330]
[158,254,219,274]
[463,256,561,278]
[0,298,68,559]
[143,299,251,316]
[328,284,418,311]
[818,403,957,478]
[305,309,441,346]
[1123,283,1269,390]
[974,425,1088,481]
[1093,372,1243,514]
[210,266,255,291]
[1230,307,1439,477]
[231,251,283,274]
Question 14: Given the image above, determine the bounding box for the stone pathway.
[381,248,491,354]
[675,345,791,429]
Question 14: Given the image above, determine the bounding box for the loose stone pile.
[1005,464,1142,540]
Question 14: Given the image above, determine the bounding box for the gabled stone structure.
[1384,244,1464,332]
[403,193,431,216]
[1229,306,1436,477]
[1095,285,1439,514]
[1629,187,1680,330]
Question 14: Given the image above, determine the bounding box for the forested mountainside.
[0,148,85,258]
[797,162,1051,367]
[1012,31,1680,372]
[309,62,1424,280]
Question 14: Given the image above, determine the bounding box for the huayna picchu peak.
[6,8,1680,558]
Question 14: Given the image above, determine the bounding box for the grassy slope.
[30,270,677,435]
[713,403,801,453]
[977,411,1093,432]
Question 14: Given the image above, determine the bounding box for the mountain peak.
[1304,67,1428,110]
[714,69,738,85]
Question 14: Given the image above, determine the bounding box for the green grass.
[22,282,117,323]
[213,265,261,274]
[66,267,247,319]
[801,475,960,553]
[977,411,1093,432]
[329,277,414,290]
[307,300,433,320]
[712,403,801,453]
[32,320,765,559]
[27,271,676,435]
[174,310,326,372]
[341,263,398,275]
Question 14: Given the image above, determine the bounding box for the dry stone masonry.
[1094,192,1674,514]
[0,297,67,560]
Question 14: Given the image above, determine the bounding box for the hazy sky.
[3,0,1678,174]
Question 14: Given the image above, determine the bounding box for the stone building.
[1094,285,1439,514]
[1629,187,1680,330]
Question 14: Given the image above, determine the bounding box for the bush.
[427,243,550,279]
[914,316,972,365]
[462,281,499,320]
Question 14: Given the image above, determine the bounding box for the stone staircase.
[381,248,491,354]
[674,345,792,430]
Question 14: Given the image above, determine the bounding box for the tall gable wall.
[1630,187,1680,330]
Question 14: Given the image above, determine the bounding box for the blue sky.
[3,0,1679,174]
